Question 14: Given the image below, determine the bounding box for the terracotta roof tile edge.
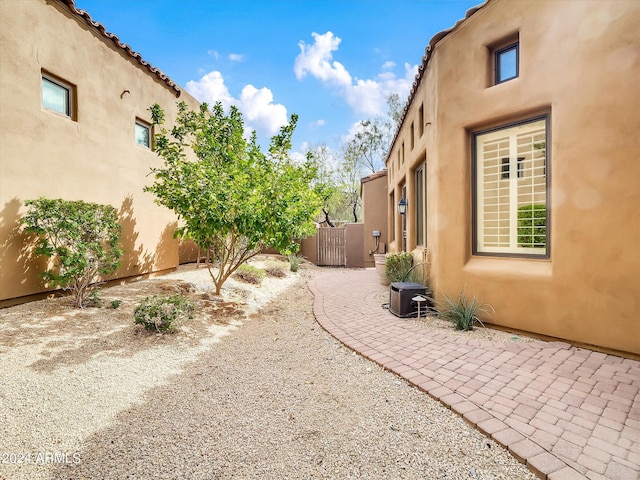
[360,169,388,184]
[60,0,182,97]
[385,0,490,165]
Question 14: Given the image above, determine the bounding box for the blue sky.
[75,0,481,154]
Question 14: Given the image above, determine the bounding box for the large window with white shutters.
[473,116,549,257]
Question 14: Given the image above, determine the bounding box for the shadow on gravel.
[1,279,245,373]
[49,274,536,480]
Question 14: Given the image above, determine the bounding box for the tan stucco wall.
[361,171,388,267]
[298,233,317,266]
[386,0,640,354]
[0,0,201,302]
[344,223,364,268]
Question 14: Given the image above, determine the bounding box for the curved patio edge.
[309,268,640,480]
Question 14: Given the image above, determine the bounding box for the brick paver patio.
[309,268,640,480]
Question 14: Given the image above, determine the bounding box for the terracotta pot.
[373,254,389,286]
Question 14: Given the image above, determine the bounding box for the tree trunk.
[322,208,335,227]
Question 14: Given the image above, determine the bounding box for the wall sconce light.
[398,198,407,215]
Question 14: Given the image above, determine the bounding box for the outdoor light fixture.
[398,198,407,215]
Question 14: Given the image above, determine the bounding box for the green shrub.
[87,290,103,308]
[21,197,123,308]
[287,253,303,272]
[263,260,288,278]
[234,264,266,284]
[518,204,546,248]
[134,295,194,333]
[385,252,414,283]
[111,299,122,309]
[438,290,494,331]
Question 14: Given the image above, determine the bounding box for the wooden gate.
[316,227,346,266]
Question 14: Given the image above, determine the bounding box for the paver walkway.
[309,268,640,480]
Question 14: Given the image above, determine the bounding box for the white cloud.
[238,85,288,136]
[207,50,220,60]
[294,31,352,86]
[340,62,417,116]
[311,119,326,128]
[185,71,233,110]
[185,71,288,139]
[229,53,245,62]
[294,31,419,117]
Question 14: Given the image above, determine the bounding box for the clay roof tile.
[60,0,181,97]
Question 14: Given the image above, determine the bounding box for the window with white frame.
[473,116,548,256]
[135,120,151,148]
[41,73,74,118]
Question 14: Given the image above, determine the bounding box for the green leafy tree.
[21,198,123,308]
[305,95,404,226]
[306,143,343,226]
[146,101,321,295]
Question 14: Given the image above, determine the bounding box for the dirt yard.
[0,258,537,480]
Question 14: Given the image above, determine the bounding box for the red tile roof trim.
[385,1,489,164]
[61,0,181,97]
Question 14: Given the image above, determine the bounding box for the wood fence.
[316,226,346,266]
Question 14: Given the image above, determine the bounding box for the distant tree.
[146,102,321,295]
[330,93,405,223]
[307,143,341,226]
[21,198,123,308]
[386,92,404,132]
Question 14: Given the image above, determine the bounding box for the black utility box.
[389,282,429,318]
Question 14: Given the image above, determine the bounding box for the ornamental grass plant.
[438,290,494,331]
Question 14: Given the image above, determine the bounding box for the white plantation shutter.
[475,118,548,255]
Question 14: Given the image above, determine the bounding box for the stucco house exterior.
[385,0,640,355]
[0,0,201,306]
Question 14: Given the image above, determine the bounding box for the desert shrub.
[134,295,194,333]
[111,299,122,309]
[287,253,303,272]
[87,290,103,308]
[21,197,123,308]
[438,290,494,331]
[263,260,288,278]
[385,252,414,283]
[234,264,266,284]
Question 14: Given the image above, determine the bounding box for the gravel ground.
[1,263,537,480]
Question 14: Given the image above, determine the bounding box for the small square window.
[42,74,73,117]
[135,120,151,148]
[495,43,519,84]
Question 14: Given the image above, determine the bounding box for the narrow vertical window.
[415,165,425,246]
[401,184,407,252]
[474,116,549,256]
[389,191,395,243]
[410,122,415,150]
[41,74,74,118]
[418,104,424,138]
[135,120,151,148]
[495,43,519,84]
